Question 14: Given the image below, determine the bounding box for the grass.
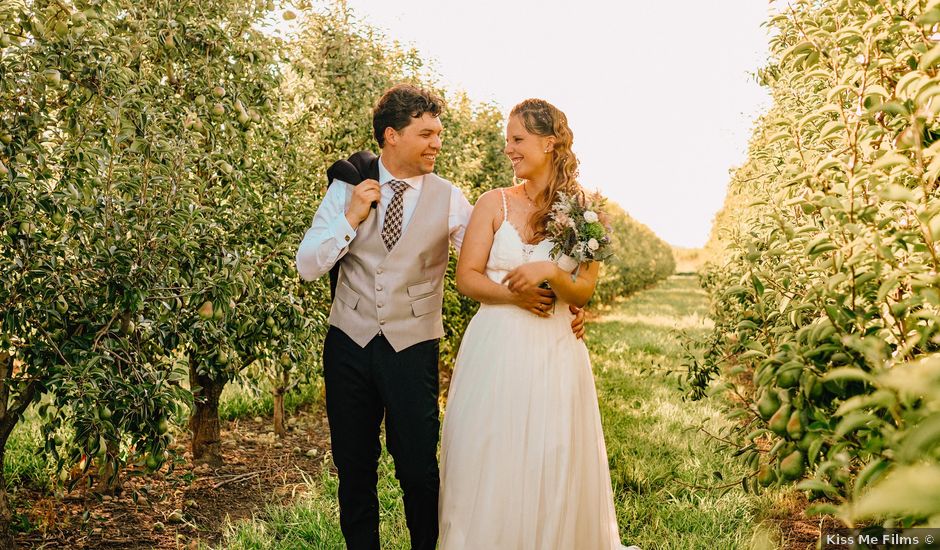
[5,407,53,490]
[215,275,793,549]
[216,453,406,549]
[588,276,782,548]
[218,377,324,421]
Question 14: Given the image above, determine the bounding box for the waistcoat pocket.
[336,282,360,310]
[407,280,435,297]
[411,293,441,317]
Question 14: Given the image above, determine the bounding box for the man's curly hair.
[372,84,444,148]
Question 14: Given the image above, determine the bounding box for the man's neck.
[380,153,423,180]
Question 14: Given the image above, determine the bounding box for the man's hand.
[570,304,586,339]
[345,179,380,229]
[510,286,555,317]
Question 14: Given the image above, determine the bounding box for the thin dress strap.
[498,188,508,222]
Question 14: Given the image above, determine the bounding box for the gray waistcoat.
[328,173,451,351]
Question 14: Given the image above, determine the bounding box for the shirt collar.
[378,156,424,190]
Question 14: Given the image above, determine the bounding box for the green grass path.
[219,275,780,549]
[590,275,778,549]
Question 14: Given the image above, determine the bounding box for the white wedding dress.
[439,189,638,550]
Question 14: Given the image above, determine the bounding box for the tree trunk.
[273,366,290,438]
[0,428,16,549]
[0,354,32,549]
[273,388,286,438]
[94,440,122,495]
[189,368,225,467]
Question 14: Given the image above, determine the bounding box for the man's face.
[385,113,443,178]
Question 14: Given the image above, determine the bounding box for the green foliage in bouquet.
[547,190,615,267]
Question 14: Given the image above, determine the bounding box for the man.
[296,84,583,550]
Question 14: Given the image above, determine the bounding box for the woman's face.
[504,115,553,181]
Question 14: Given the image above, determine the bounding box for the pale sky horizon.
[311,1,773,248]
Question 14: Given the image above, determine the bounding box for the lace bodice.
[484,188,554,284]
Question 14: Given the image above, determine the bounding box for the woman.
[438,99,639,549]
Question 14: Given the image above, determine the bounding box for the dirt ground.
[771,491,845,549]
[14,407,333,549]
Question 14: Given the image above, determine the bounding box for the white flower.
[583,210,599,223]
[587,238,599,251]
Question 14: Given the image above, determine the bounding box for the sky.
[313,1,773,248]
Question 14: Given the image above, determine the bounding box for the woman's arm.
[502,260,600,308]
[456,191,554,316]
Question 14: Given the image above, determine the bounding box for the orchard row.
[695,0,940,529]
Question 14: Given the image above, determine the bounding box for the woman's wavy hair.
[510,98,582,239]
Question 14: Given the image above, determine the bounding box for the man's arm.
[448,185,474,254]
[295,181,358,281]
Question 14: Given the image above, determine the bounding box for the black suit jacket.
[324,151,380,298]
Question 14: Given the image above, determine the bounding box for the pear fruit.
[786,409,803,440]
[769,403,791,436]
[757,464,777,487]
[776,364,801,388]
[197,301,214,319]
[757,390,781,421]
[780,450,805,480]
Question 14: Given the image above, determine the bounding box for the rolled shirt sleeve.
[448,185,474,254]
[296,180,357,281]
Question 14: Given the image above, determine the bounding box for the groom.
[296,84,584,550]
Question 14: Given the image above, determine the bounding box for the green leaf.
[877,184,915,202]
[872,152,910,171]
[796,479,840,496]
[916,9,940,27]
[822,367,876,385]
[781,41,816,63]
[806,503,840,516]
[833,390,895,416]
[766,131,790,145]
[835,411,881,437]
[851,465,940,520]
[752,275,765,295]
[814,156,843,175]
[818,120,846,141]
[897,412,940,463]
[853,458,889,499]
[925,154,940,190]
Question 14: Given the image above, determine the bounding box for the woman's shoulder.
[475,187,513,208]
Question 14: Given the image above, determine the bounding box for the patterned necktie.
[381,180,409,250]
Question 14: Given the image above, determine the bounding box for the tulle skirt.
[439,303,629,549]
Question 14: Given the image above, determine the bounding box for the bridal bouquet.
[546,190,615,280]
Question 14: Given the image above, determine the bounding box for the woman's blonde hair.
[509,98,582,239]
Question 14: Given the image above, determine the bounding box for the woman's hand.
[509,285,555,317]
[502,261,555,294]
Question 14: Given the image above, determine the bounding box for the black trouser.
[323,326,441,550]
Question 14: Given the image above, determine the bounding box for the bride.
[438,98,639,549]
